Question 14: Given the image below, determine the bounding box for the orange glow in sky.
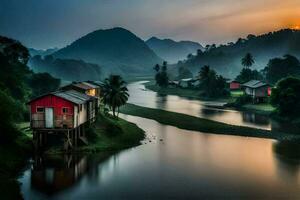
[293,25,300,30]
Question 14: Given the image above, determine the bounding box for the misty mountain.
[53,27,162,75]
[176,29,300,78]
[29,47,59,57]
[29,55,103,81]
[146,37,204,63]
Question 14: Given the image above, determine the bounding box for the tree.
[263,55,300,84]
[27,73,60,98]
[241,53,254,68]
[102,75,129,118]
[0,90,20,143]
[198,65,210,80]
[271,77,300,117]
[197,65,228,97]
[154,61,169,87]
[235,68,263,83]
[177,66,193,79]
[153,64,160,72]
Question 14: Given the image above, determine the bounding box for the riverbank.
[145,81,277,115]
[120,103,299,140]
[144,81,228,101]
[44,112,145,154]
[0,124,32,199]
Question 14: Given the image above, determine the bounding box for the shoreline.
[120,103,299,141]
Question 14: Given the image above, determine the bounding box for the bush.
[271,77,300,117]
[0,90,20,143]
[233,94,252,106]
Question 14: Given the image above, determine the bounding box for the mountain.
[53,27,162,76]
[146,37,204,63]
[175,29,300,78]
[29,47,59,57]
[29,55,103,81]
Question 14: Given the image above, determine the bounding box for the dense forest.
[176,29,300,78]
[0,36,60,141]
[29,55,103,81]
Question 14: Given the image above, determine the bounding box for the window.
[62,107,69,114]
[36,107,45,113]
[79,104,82,111]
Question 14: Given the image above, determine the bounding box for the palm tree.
[102,75,129,118]
[241,53,254,68]
[198,65,210,80]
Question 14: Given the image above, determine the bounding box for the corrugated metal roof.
[242,80,268,89]
[53,90,92,105]
[73,83,93,90]
[82,82,99,89]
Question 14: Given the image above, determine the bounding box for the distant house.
[178,78,193,88]
[229,81,241,90]
[242,80,272,102]
[178,78,200,88]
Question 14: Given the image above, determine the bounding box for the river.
[19,81,300,199]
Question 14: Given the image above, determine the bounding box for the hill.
[29,55,103,81]
[176,29,300,78]
[146,37,203,63]
[53,27,162,76]
[28,47,59,57]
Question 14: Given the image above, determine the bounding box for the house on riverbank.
[229,80,241,90]
[28,89,98,150]
[242,80,272,102]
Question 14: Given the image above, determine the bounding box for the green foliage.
[30,55,103,81]
[154,62,169,87]
[102,75,129,117]
[120,104,293,140]
[241,53,254,68]
[263,55,300,84]
[271,77,300,117]
[235,68,263,83]
[197,65,228,97]
[176,29,300,78]
[27,72,60,98]
[177,66,193,79]
[0,90,21,143]
[233,94,252,106]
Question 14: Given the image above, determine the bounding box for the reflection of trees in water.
[200,108,223,117]
[156,93,167,110]
[273,140,300,183]
[271,121,300,135]
[242,112,269,125]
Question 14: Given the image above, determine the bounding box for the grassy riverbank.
[74,113,145,153]
[144,81,228,101]
[0,124,32,199]
[120,104,298,140]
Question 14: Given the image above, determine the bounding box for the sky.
[0,0,299,49]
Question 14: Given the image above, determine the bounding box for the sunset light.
[292,25,300,30]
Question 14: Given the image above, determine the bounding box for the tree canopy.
[263,55,300,84]
[102,75,129,117]
[271,77,300,117]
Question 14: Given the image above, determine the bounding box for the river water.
[19,81,300,199]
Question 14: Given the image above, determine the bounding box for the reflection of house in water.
[31,155,87,195]
[242,112,270,125]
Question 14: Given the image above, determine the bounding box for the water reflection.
[20,115,300,199]
[128,81,272,130]
[31,154,88,195]
[273,140,300,184]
